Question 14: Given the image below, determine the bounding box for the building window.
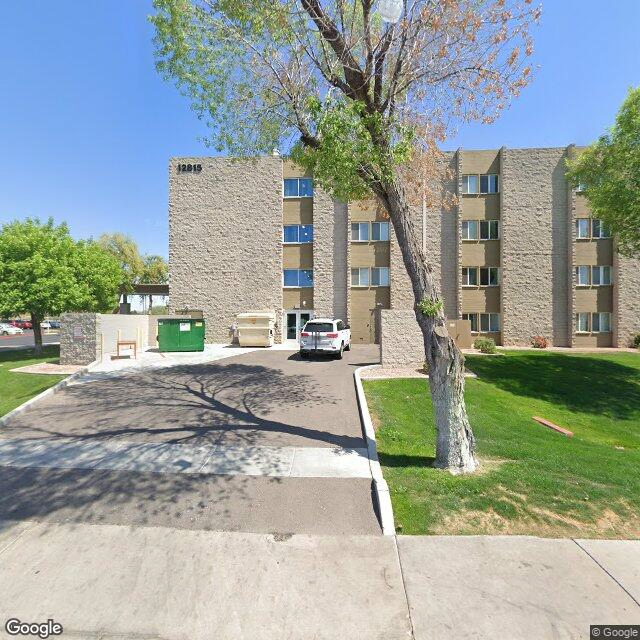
[283,224,313,243]
[462,267,478,286]
[479,267,500,286]
[371,222,390,241]
[592,312,611,333]
[283,178,313,198]
[592,266,612,286]
[371,267,390,286]
[480,174,499,194]
[576,218,591,239]
[283,269,313,287]
[479,313,500,332]
[463,267,499,286]
[462,220,479,240]
[575,265,591,286]
[462,174,499,194]
[462,220,499,240]
[462,175,479,194]
[480,220,499,240]
[351,267,370,287]
[462,313,478,332]
[576,312,590,333]
[592,219,611,238]
[351,222,370,242]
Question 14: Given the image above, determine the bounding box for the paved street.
[0,330,59,351]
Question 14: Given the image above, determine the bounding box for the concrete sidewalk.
[0,520,411,640]
[398,535,640,639]
[0,520,638,639]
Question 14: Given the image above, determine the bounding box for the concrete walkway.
[0,437,371,478]
[0,519,637,639]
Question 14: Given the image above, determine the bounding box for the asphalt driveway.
[2,345,379,448]
[0,345,382,535]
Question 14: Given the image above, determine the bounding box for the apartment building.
[168,148,639,348]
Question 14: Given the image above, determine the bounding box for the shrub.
[633,334,640,349]
[474,337,496,354]
[531,336,548,349]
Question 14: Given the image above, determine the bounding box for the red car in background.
[11,320,32,330]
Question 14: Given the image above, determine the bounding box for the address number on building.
[177,163,202,173]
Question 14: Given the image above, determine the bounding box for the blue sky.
[0,1,637,258]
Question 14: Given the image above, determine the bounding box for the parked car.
[299,318,351,359]
[40,321,52,330]
[0,323,23,336]
[11,319,32,330]
[48,320,61,329]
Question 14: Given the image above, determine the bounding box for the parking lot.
[0,330,59,351]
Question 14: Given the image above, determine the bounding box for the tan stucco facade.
[169,148,639,348]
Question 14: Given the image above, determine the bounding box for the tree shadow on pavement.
[2,361,365,448]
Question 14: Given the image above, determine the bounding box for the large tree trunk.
[31,312,43,357]
[381,180,478,474]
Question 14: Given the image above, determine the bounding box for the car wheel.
[1,331,7,336]
[336,343,344,360]
[300,350,308,359]
[344,341,351,351]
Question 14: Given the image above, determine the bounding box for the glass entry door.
[285,310,313,341]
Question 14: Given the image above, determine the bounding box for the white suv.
[299,318,351,359]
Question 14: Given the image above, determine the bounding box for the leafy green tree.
[141,254,169,310]
[0,218,123,355]
[151,0,539,473]
[97,232,145,291]
[567,87,640,257]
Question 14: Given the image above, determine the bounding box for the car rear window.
[304,322,334,333]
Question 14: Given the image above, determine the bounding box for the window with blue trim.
[283,224,313,243]
[283,269,314,287]
[283,178,313,197]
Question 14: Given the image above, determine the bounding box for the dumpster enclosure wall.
[60,313,193,365]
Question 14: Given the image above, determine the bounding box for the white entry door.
[285,310,313,341]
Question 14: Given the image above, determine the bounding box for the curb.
[0,359,98,427]
[354,364,396,536]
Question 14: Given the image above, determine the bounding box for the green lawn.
[0,346,67,417]
[364,350,640,538]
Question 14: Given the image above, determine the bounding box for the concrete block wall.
[500,147,570,346]
[614,252,640,347]
[169,156,284,342]
[332,201,349,322]
[379,309,424,367]
[60,313,99,365]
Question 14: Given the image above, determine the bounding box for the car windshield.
[304,322,334,333]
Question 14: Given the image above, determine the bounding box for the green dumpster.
[157,318,205,352]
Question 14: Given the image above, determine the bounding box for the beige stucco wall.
[98,314,150,356]
[169,156,284,342]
